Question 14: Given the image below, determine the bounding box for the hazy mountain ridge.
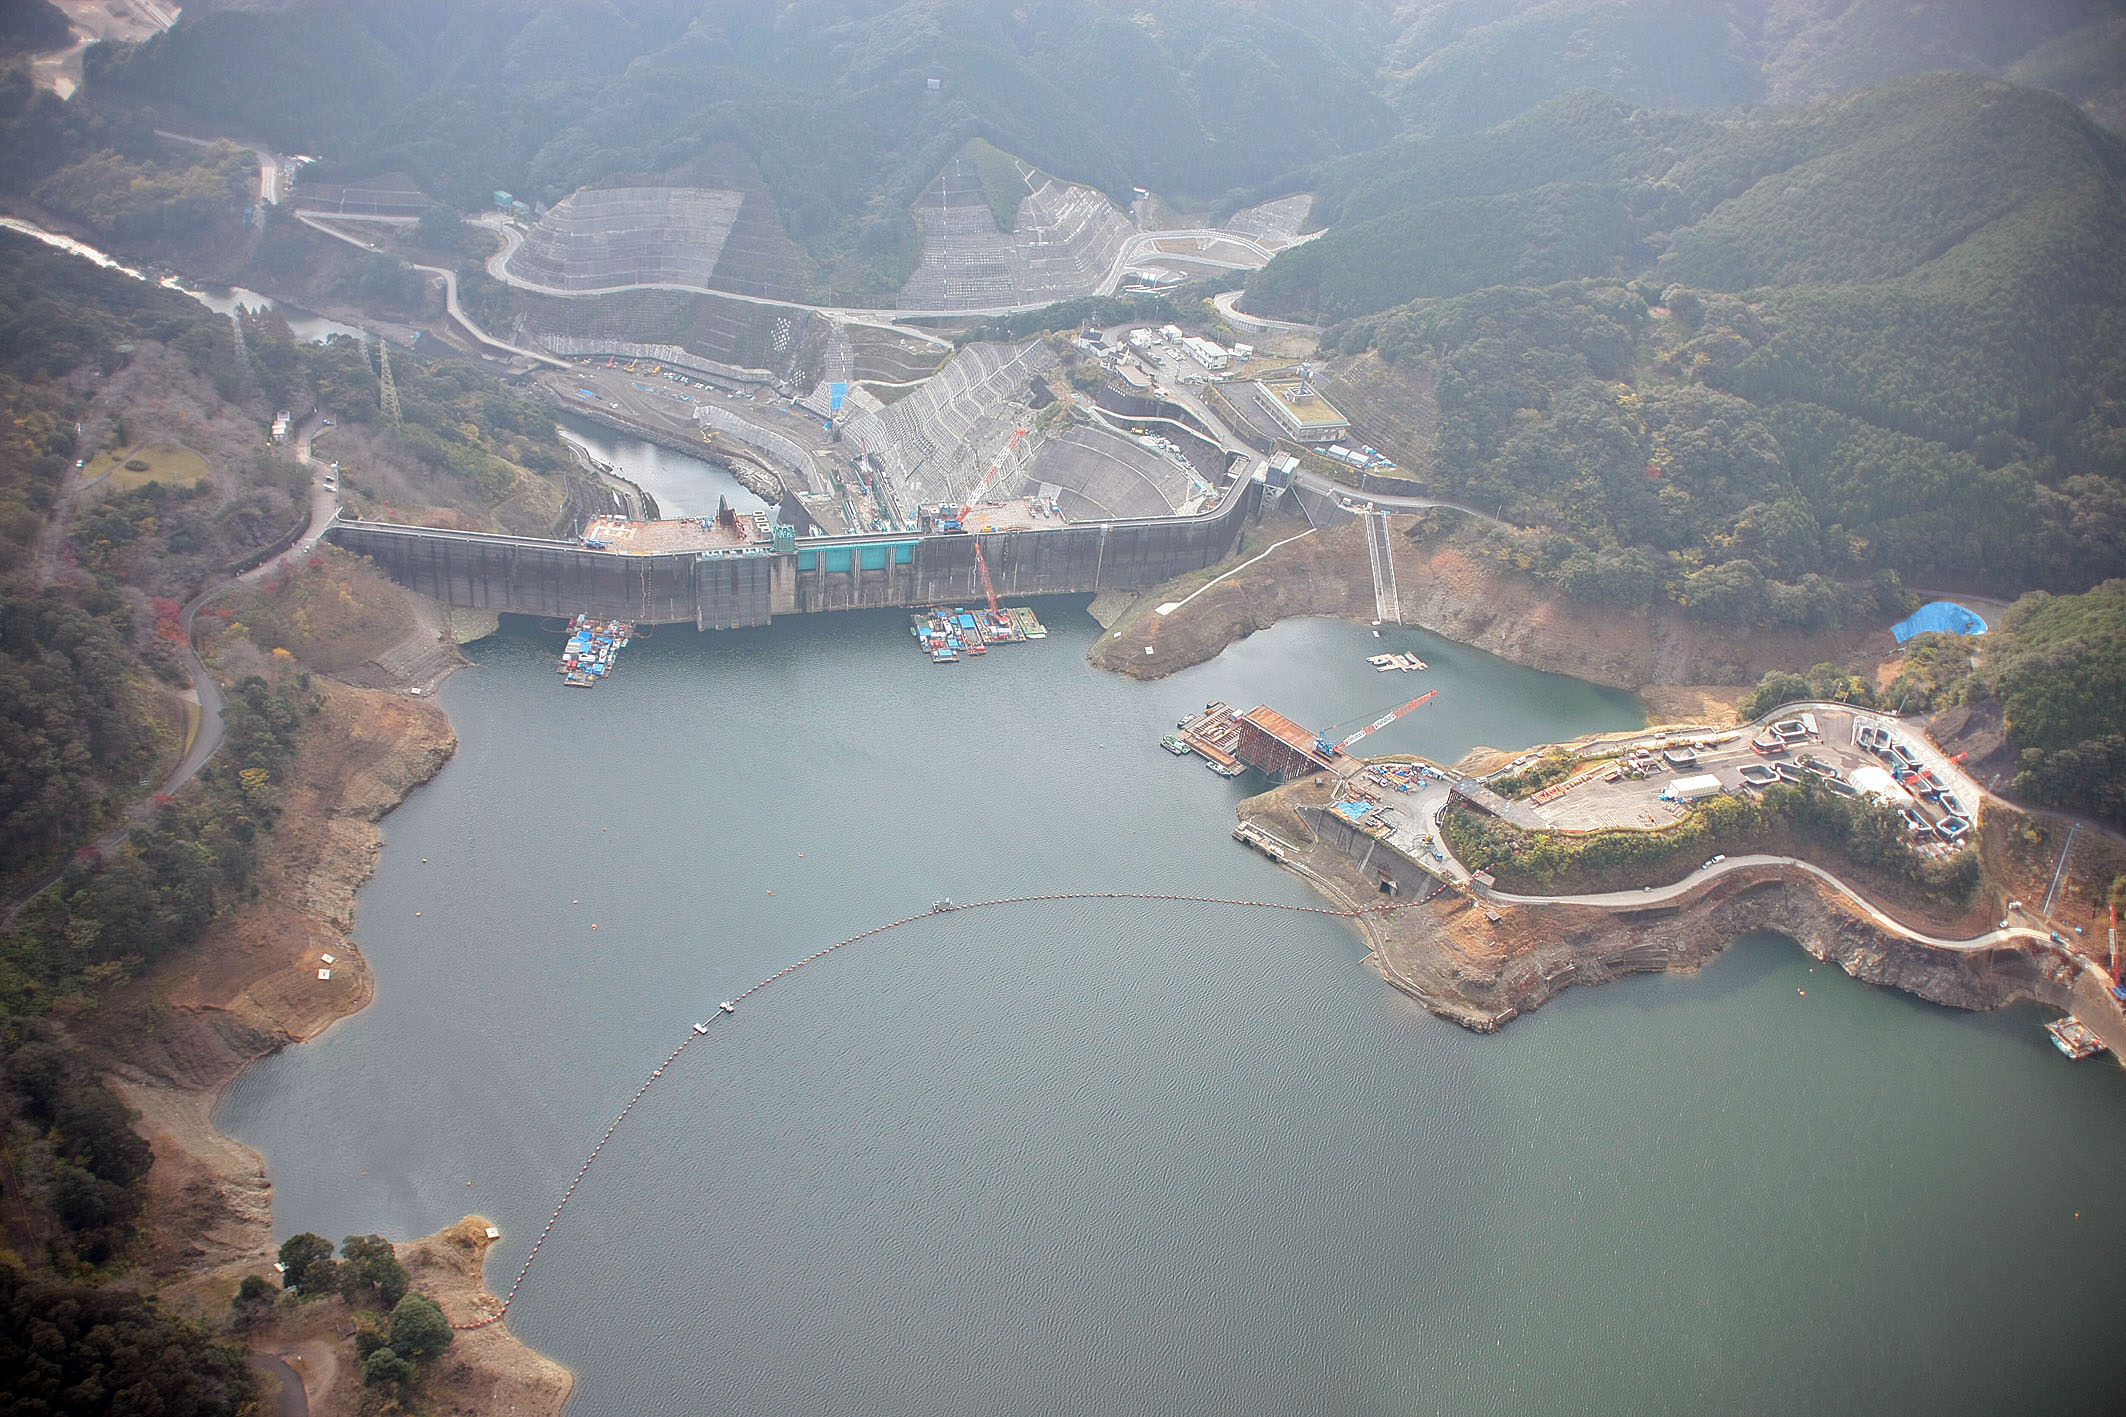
[1288,77,2125,622]
[79,0,1398,300]
[1381,0,2126,135]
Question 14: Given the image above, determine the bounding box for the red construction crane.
[972,537,1000,612]
[1313,691,1437,758]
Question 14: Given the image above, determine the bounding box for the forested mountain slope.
[1271,76,2124,619]
[74,0,2125,303]
[82,0,1397,299]
[1381,0,2126,136]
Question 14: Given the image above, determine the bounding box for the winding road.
[1491,853,2051,953]
[0,419,341,928]
[290,211,569,368]
[298,208,1290,363]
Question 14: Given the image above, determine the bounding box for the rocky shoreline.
[1088,510,1881,694]
[1239,779,2117,1049]
[94,673,572,1414]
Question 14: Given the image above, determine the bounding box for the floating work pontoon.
[558,614,634,686]
[910,605,1045,661]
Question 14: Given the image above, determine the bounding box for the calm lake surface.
[556,412,768,520]
[218,604,2126,1415]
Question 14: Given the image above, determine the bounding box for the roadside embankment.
[1089,510,1879,694]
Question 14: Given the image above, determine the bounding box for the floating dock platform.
[559,614,633,686]
[1171,701,1248,777]
[2046,1015,2107,1060]
[910,605,1046,662]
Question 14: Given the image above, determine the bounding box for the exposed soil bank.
[87,678,569,1414]
[1089,510,1878,695]
[1240,781,2126,1056]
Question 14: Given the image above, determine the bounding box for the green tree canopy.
[277,1231,333,1291]
[388,1291,455,1361]
[340,1233,411,1308]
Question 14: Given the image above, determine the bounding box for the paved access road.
[291,211,570,368]
[1490,853,2052,954]
[0,417,342,927]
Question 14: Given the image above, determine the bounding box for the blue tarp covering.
[1892,601,1988,644]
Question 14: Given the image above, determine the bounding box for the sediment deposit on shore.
[89,674,570,1415]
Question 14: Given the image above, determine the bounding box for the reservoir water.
[555,411,768,520]
[217,607,2126,1415]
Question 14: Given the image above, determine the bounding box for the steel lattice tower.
[376,334,402,426]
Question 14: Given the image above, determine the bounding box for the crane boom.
[1326,691,1437,755]
[964,426,1028,511]
[972,537,1000,612]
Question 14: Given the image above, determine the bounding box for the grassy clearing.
[85,441,211,493]
[966,137,1031,232]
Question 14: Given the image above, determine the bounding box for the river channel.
[1,216,364,344]
[216,599,2126,1415]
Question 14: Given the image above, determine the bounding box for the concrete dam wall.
[326,480,1260,629]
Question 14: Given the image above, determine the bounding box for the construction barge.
[1172,701,1248,777]
[910,605,1046,662]
[2045,1015,2108,1060]
[1164,693,1439,782]
[559,614,634,686]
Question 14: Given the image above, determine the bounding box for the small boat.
[719,1001,735,1014]
[1161,734,1193,756]
[932,898,956,912]
[1205,759,1245,778]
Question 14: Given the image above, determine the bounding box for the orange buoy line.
[454,889,1417,1329]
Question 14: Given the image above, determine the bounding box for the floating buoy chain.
[453,890,1417,1329]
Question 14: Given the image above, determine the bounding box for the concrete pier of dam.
[325,480,1262,629]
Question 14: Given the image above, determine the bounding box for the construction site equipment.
[1313,691,1438,759]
